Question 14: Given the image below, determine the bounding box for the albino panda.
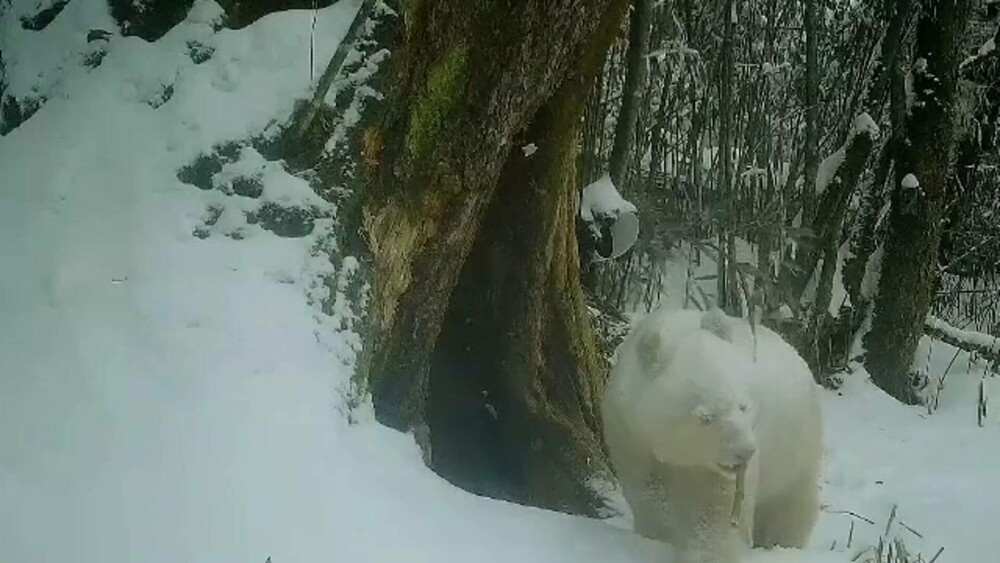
[601,308,823,563]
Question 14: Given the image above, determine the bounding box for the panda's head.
[636,329,757,477]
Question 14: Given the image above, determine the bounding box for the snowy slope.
[1,2,998,563]
[815,347,1000,563]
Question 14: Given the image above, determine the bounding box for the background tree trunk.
[359,0,629,514]
[717,0,738,314]
[839,0,912,308]
[802,0,820,225]
[865,0,972,403]
[608,0,652,186]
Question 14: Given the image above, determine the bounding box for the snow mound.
[580,173,638,222]
[580,173,640,261]
[901,173,920,189]
[851,112,880,139]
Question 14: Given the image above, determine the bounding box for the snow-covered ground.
[2,2,998,563]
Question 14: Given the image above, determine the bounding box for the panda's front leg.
[673,474,750,563]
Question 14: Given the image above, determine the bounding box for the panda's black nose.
[734,445,756,465]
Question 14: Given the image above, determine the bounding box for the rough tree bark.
[608,0,652,186]
[865,0,972,403]
[359,0,629,514]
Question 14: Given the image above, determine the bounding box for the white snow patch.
[1,0,119,102]
[522,142,538,157]
[859,245,883,302]
[815,113,879,197]
[818,349,1000,563]
[828,242,851,316]
[580,173,637,222]
[979,37,996,57]
[815,147,847,196]
[186,0,226,25]
[912,334,933,376]
[961,37,996,69]
[901,173,920,189]
[851,112,880,139]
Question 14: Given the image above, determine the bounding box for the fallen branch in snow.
[924,315,1000,364]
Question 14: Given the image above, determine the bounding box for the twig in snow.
[827,509,877,525]
[978,377,988,427]
[899,520,924,539]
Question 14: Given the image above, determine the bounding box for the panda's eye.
[695,410,714,425]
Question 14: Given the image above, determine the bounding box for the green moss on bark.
[405,46,468,164]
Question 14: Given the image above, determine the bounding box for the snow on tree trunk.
[837,0,911,314]
[358,0,629,514]
[783,114,880,328]
[865,0,973,404]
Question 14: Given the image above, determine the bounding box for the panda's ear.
[700,307,734,343]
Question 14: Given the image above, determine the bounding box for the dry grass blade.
[884,505,898,536]
[894,537,908,562]
[852,546,874,562]
[844,506,943,562]
[899,520,924,539]
[828,509,877,525]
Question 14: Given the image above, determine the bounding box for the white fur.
[602,308,822,563]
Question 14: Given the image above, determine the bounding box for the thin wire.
[310,0,318,83]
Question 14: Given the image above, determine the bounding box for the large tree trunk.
[865,0,972,403]
[359,0,629,514]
